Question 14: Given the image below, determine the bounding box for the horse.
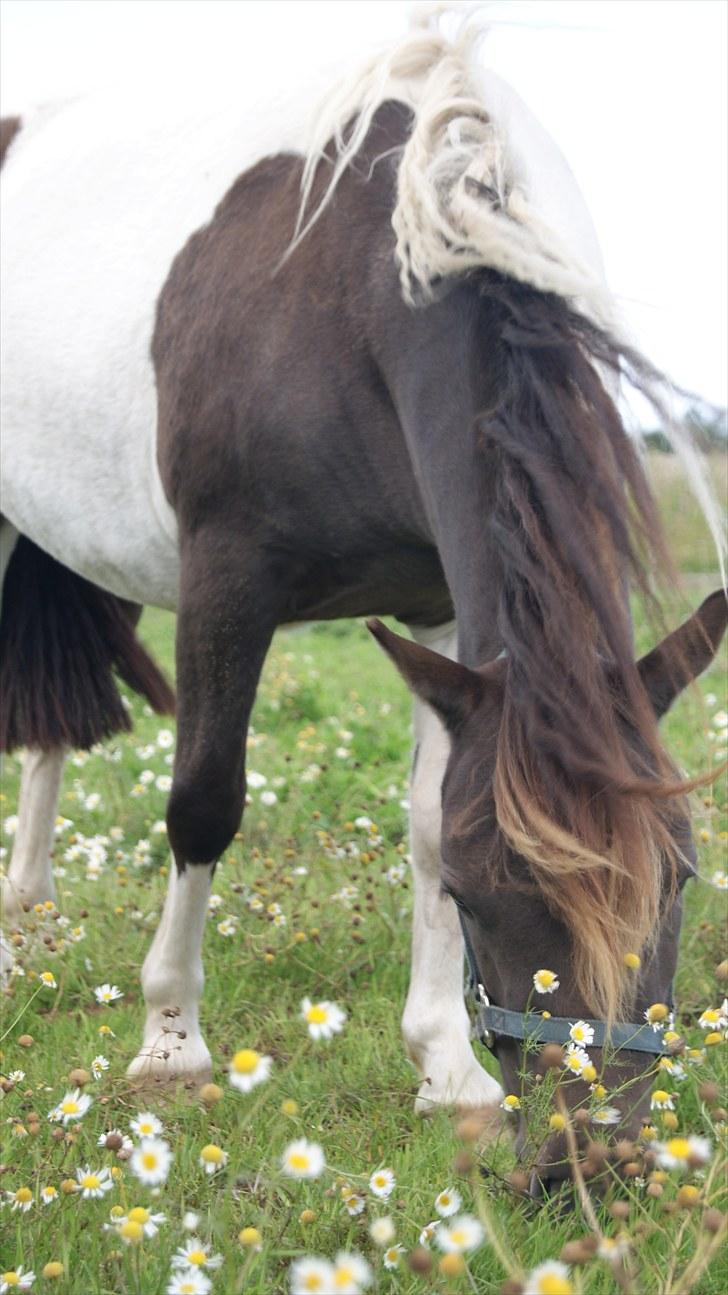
[1,11,725,1189]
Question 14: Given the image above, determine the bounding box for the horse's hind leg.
[2,748,65,925]
[128,535,281,1083]
[404,624,503,1114]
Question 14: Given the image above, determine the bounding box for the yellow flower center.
[187,1250,207,1266]
[582,1064,597,1083]
[141,1151,158,1170]
[120,1220,143,1243]
[538,1276,573,1295]
[81,1175,100,1190]
[305,1005,328,1024]
[623,952,641,970]
[503,1094,520,1109]
[646,1003,669,1023]
[303,1278,323,1293]
[15,1187,32,1203]
[334,1267,355,1288]
[566,1055,583,1072]
[652,1091,670,1105]
[232,1049,260,1074]
[288,1152,310,1171]
[572,1027,585,1040]
[239,1227,261,1246]
[3,1275,19,1287]
[536,971,556,987]
[61,1100,79,1114]
[128,1207,150,1224]
[701,1010,720,1024]
[705,1031,722,1046]
[549,1113,566,1132]
[201,1144,224,1163]
[666,1137,691,1159]
[440,1194,450,1205]
[449,1229,467,1246]
[43,1187,57,1198]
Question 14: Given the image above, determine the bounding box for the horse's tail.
[0,534,175,753]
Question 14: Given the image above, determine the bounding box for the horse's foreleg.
[403,625,503,1114]
[2,748,65,928]
[128,535,279,1084]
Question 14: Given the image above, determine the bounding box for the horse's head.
[369,591,726,1189]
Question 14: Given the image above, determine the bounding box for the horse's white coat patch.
[1,82,318,607]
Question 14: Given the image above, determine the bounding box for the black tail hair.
[0,536,175,752]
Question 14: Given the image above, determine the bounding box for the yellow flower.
[705,1032,723,1046]
[281,1099,299,1117]
[645,1003,669,1025]
[42,1263,64,1279]
[623,952,641,970]
[549,1113,566,1132]
[120,1219,144,1244]
[239,1226,262,1247]
[501,1094,521,1112]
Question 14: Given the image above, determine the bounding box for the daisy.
[7,1187,33,1213]
[331,1252,372,1294]
[129,1137,173,1186]
[591,1106,622,1126]
[644,1003,670,1030]
[650,1089,675,1111]
[563,1046,590,1076]
[383,1245,405,1270]
[501,1094,521,1112]
[216,917,238,937]
[368,1216,395,1246]
[597,1235,630,1262]
[301,998,346,1041]
[117,1206,167,1238]
[130,1111,163,1138]
[199,1144,228,1175]
[342,1188,366,1216]
[711,870,728,890]
[183,1211,201,1232]
[229,1048,272,1093]
[76,1166,113,1199]
[0,1270,35,1293]
[166,1273,211,1295]
[533,969,559,994]
[435,1187,461,1217]
[419,1220,440,1246]
[281,1139,325,1179]
[40,1186,58,1205]
[524,1260,574,1295]
[656,1135,712,1170]
[40,971,57,989]
[94,983,123,1005]
[91,1055,110,1080]
[436,1215,485,1254]
[569,1020,594,1047]
[49,1089,92,1124]
[369,1167,395,1198]
[289,1257,335,1294]
[698,1006,728,1030]
[171,1240,223,1271]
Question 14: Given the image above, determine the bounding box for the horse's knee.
[166,767,243,864]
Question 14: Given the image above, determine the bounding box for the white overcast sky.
[1,0,726,412]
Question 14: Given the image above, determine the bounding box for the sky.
[1,0,726,413]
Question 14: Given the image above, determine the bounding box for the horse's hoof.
[413,1062,503,1117]
[126,1036,213,1089]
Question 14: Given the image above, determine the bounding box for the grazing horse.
[1,13,725,1175]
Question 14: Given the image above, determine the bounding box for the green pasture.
[0,454,726,1293]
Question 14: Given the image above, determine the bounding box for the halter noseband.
[457,910,673,1057]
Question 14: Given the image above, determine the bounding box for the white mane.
[295,6,618,330]
[294,5,726,579]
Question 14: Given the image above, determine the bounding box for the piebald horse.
[1,13,725,1185]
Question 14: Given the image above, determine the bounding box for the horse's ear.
[366,619,486,731]
[637,590,728,719]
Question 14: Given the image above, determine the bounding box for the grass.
[1,455,726,1294]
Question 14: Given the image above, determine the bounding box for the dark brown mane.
[478,275,684,1020]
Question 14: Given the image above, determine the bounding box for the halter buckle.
[476,983,495,1050]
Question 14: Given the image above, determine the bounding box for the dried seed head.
[610,1201,630,1220]
[539,1043,564,1070]
[407,1247,433,1275]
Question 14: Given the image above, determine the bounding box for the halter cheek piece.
[457,910,674,1057]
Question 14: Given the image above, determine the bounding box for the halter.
[457,910,673,1057]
